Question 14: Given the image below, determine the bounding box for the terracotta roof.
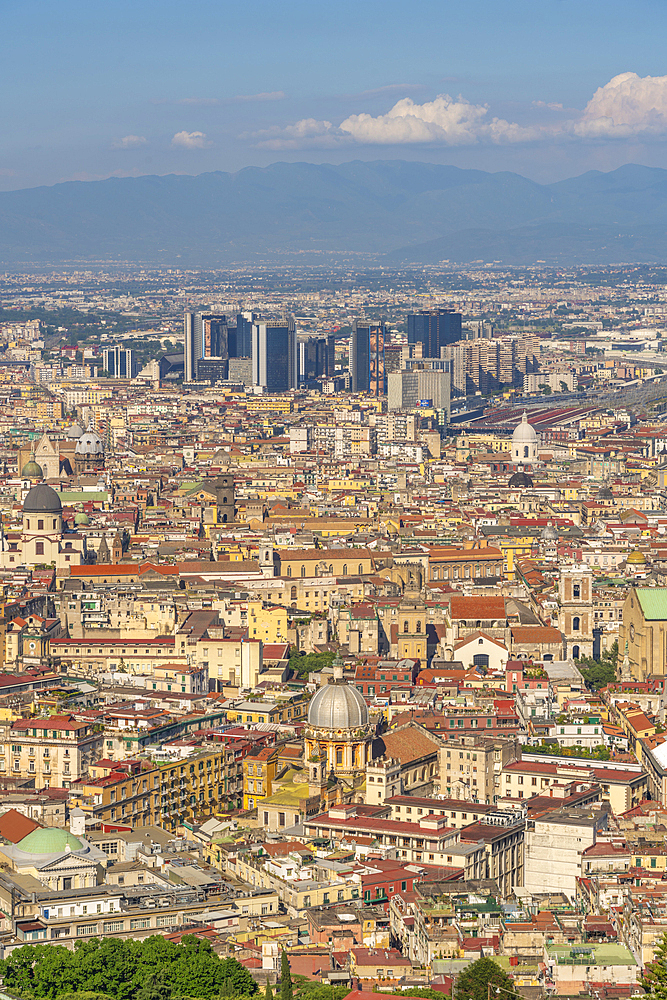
[449,596,506,619]
[510,626,563,643]
[0,808,41,843]
[373,722,441,764]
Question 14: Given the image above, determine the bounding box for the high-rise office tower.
[350,321,387,395]
[407,308,462,357]
[252,320,297,392]
[102,346,136,379]
[325,334,335,378]
[235,311,256,359]
[184,311,228,382]
[297,335,336,385]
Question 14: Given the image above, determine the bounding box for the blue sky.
[3,0,667,189]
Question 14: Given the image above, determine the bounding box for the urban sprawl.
[1,264,667,996]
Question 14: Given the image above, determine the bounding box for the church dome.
[627,550,647,565]
[74,512,90,525]
[512,411,538,448]
[75,429,104,456]
[21,459,43,480]
[509,468,534,488]
[23,484,62,514]
[308,677,369,730]
[541,522,559,541]
[596,483,614,499]
[67,423,84,439]
[18,827,82,854]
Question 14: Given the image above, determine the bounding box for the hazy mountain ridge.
[1,160,667,265]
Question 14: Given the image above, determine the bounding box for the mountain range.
[2,160,667,266]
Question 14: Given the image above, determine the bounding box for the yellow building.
[226,696,308,727]
[245,397,294,415]
[243,746,278,810]
[277,547,374,578]
[248,602,288,643]
[621,587,667,681]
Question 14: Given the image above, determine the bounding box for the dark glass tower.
[350,321,387,395]
[407,308,462,357]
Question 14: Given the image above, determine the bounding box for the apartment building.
[438,735,521,804]
[501,757,647,814]
[4,715,103,789]
[70,746,244,829]
[524,808,607,898]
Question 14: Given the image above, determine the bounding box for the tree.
[643,931,667,999]
[559,380,568,393]
[577,640,619,691]
[264,984,274,1000]
[280,952,293,1000]
[454,957,519,1000]
[289,650,334,678]
[0,937,257,1000]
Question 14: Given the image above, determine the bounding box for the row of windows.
[286,564,364,577]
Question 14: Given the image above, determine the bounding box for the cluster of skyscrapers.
[185,306,535,405]
[184,310,335,392]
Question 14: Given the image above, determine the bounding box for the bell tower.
[214,475,235,524]
[559,563,593,660]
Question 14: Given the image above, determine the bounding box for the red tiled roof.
[449,596,506,619]
[0,808,41,843]
[511,626,563,643]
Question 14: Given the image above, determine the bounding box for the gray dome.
[75,430,104,456]
[509,469,533,488]
[541,522,558,541]
[67,423,84,439]
[308,680,369,730]
[23,484,62,514]
[596,484,614,499]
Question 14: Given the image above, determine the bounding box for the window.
[35,542,44,555]
[103,920,124,933]
[416,621,422,633]
[130,918,150,930]
[77,924,97,936]
[573,584,580,598]
[37,519,43,530]
[572,616,580,631]
[403,621,409,633]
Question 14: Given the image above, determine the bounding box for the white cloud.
[113,135,147,149]
[176,97,220,106]
[574,72,667,138]
[340,95,538,145]
[233,91,286,102]
[171,130,209,149]
[251,93,538,149]
[247,73,667,150]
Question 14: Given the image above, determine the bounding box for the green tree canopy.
[643,931,667,999]
[280,951,293,1000]
[454,957,520,1000]
[577,639,618,691]
[0,937,258,1000]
